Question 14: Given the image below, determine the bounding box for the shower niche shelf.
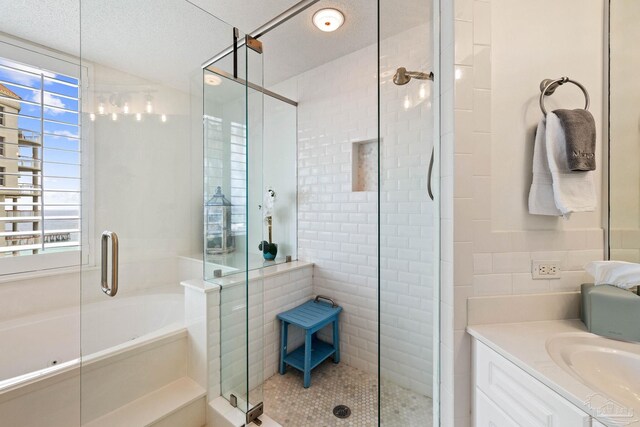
[352,139,378,192]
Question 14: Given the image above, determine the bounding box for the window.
[0,167,4,186]
[229,121,247,235]
[0,54,81,260]
[204,115,247,237]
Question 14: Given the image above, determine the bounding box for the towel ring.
[539,77,590,115]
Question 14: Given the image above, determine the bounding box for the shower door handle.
[427,147,434,201]
[101,231,119,297]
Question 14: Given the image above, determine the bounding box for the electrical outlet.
[532,260,561,279]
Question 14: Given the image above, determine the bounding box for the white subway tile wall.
[353,140,378,192]
[262,267,314,380]
[444,0,606,426]
[272,24,435,398]
[294,40,380,378]
[379,23,435,398]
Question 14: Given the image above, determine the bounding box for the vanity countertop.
[467,320,640,427]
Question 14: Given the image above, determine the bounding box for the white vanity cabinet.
[473,339,602,427]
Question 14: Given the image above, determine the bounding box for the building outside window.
[0,56,81,259]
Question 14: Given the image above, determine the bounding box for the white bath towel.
[528,113,596,218]
[585,261,640,290]
[528,117,563,216]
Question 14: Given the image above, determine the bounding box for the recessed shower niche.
[352,139,379,192]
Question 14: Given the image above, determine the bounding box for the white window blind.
[204,114,247,237]
[229,121,246,235]
[0,56,81,257]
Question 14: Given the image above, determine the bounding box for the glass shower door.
[379,0,439,425]
[203,28,265,421]
[0,3,81,426]
[79,1,237,425]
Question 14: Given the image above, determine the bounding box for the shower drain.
[333,405,351,419]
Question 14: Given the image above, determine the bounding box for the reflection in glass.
[203,69,297,277]
[206,186,235,255]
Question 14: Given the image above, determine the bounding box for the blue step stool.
[277,296,342,388]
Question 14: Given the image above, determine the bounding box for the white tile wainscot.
[182,260,313,424]
[181,279,221,400]
[446,0,607,424]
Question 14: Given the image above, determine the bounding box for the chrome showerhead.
[393,67,434,85]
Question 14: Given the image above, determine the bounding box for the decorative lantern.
[205,186,234,254]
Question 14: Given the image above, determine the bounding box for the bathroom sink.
[546,333,640,410]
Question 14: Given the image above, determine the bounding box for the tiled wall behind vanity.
[443,0,607,425]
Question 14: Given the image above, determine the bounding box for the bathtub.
[0,292,185,392]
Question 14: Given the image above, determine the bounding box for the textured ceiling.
[199,0,431,86]
[1,0,430,90]
[187,0,300,33]
[1,0,232,91]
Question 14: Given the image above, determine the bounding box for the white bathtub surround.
[84,378,206,427]
[79,309,193,425]
[0,293,183,384]
[0,255,186,325]
[0,292,200,427]
[181,279,221,399]
[0,260,312,427]
[0,268,81,322]
[467,320,640,426]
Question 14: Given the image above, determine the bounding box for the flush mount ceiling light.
[313,8,344,32]
[204,73,222,86]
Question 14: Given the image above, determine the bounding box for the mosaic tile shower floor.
[261,360,432,426]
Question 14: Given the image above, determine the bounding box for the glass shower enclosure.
[202,25,299,420]
[203,0,440,425]
[202,30,267,416]
[78,1,244,425]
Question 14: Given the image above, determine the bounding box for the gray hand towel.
[553,109,596,171]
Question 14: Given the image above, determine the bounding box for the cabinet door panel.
[474,341,591,427]
[476,387,519,427]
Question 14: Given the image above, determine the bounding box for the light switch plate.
[532,260,561,279]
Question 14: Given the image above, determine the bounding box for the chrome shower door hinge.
[246,402,264,426]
